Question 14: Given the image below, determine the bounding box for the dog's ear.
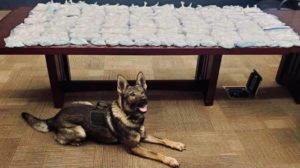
[136,72,147,90]
[117,75,129,94]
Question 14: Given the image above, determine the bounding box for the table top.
[0,7,299,55]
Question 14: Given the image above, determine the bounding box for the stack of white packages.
[70,4,105,45]
[4,1,300,48]
[129,4,156,46]
[246,9,300,47]
[199,6,241,48]
[100,5,132,46]
[154,4,186,46]
[178,6,216,47]
[236,7,279,47]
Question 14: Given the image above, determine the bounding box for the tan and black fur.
[22,72,186,168]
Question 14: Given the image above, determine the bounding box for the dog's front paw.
[165,157,180,168]
[170,142,186,151]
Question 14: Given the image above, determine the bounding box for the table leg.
[276,54,289,84]
[195,55,209,80]
[195,55,223,106]
[45,54,70,108]
[276,53,300,103]
[61,55,71,81]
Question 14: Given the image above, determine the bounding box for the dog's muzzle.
[136,98,148,113]
[138,104,148,113]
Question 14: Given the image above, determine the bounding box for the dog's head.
[117,72,148,115]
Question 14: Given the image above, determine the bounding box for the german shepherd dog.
[21,72,186,168]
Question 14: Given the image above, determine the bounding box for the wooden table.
[0,7,299,108]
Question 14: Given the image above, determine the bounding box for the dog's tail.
[21,112,54,133]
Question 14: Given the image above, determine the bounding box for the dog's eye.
[130,93,135,96]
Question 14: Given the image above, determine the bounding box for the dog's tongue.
[138,105,148,113]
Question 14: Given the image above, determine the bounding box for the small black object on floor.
[224,70,263,98]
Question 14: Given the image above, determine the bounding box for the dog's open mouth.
[137,105,148,113]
